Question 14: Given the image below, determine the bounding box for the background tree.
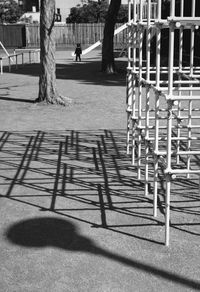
[66,0,108,23]
[0,0,24,23]
[101,0,121,73]
[66,0,126,24]
[36,0,68,105]
[117,4,128,23]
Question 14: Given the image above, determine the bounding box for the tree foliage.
[117,4,128,23]
[66,0,127,23]
[0,0,24,23]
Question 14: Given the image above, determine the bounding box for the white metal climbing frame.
[126,0,200,245]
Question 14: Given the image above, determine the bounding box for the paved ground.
[0,50,200,292]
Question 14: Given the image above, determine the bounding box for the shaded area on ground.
[1,60,127,87]
[0,96,35,103]
[1,48,200,291]
[0,129,161,244]
[0,129,199,241]
[5,217,200,290]
[1,130,200,291]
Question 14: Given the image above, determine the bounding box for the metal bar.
[0,59,3,75]
[144,0,151,196]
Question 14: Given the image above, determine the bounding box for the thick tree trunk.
[35,0,67,105]
[101,0,121,73]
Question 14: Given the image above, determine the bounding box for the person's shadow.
[5,217,200,290]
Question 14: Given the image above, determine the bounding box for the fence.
[25,23,129,48]
[0,3,158,49]
[0,24,26,47]
[0,23,128,49]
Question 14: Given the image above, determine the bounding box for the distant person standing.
[75,43,82,62]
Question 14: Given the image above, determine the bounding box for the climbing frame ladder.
[126,0,200,246]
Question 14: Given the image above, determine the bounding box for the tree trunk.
[101,0,121,73]
[35,0,67,105]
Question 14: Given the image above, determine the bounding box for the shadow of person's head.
[5,217,200,290]
[6,217,94,252]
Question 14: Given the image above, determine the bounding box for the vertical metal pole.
[126,0,133,155]
[137,0,143,180]
[16,55,18,70]
[180,0,184,16]
[165,0,175,246]
[153,92,159,216]
[176,0,184,165]
[165,173,170,246]
[131,1,137,165]
[153,0,161,215]
[126,71,133,155]
[131,73,136,166]
[37,50,40,63]
[170,0,175,17]
[9,57,11,72]
[22,52,24,66]
[140,0,143,20]
[187,0,195,178]
[0,59,2,75]
[168,0,175,94]
[144,0,151,196]
[133,0,136,21]
[33,51,36,63]
[29,51,31,63]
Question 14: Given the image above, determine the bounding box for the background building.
[56,0,82,22]
[18,0,84,22]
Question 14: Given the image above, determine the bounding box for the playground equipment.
[71,22,129,57]
[14,48,40,63]
[0,47,40,75]
[0,41,14,62]
[71,3,157,57]
[126,0,200,245]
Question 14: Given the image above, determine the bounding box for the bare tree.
[101,0,121,73]
[35,0,68,105]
